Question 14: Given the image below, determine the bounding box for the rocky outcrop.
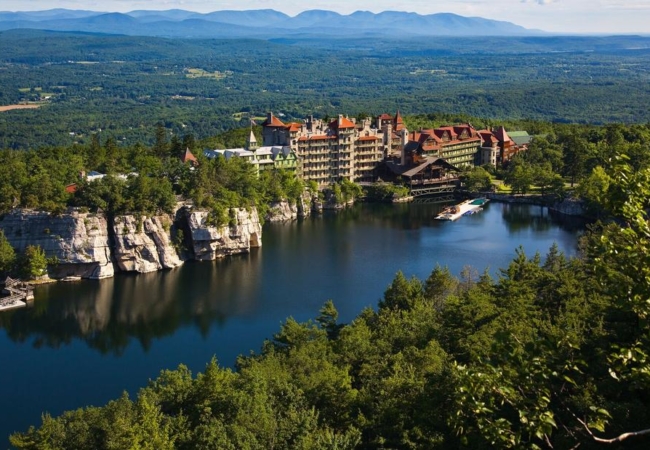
[298,192,313,218]
[112,215,183,273]
[185,208,262,260]
[0,209,114,279]
[485,193,548,205]
[266,200,298,222]
[266,192,314,222]
[550,197,586,217]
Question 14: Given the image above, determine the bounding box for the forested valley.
[1,30,649,149]
[2,115,650,449]
[8,156,650,448]
[3,28,650,449]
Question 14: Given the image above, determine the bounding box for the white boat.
[435,198,489,221]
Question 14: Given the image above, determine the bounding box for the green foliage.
[363,183,410,202]
[10,212,650,449]
[0,230,16,274]
[460,167,492,193]
[504,158,534,194]
[327,179,363,205]
[592,157,650,388]
[3,34,650,150]
[576,165,611,216]
[19,245,48,279]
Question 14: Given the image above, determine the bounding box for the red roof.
[261,113,286,127]
[479,130,497,145]
[493,126,512,144]
[418,130,442,144]
[437,127,458,139]
[378,113,393,120]
[181,148,198,164]
[357,136,379,142]
[287,122,302,132]
[329,116,356,129]
[65,183,78,194]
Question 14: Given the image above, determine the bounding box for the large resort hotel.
[202,112,530,187]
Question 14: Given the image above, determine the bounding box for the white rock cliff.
[185,208,262,260]
[0,209,114,279]
[112,215,183,273]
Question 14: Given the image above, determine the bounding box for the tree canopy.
[10,155,650,449]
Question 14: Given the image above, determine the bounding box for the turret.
[246,129,258,151]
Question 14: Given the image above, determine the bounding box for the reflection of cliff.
[0,253,262,354]
[501,203,588,234]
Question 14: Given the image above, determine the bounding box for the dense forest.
[1,114,650,447]
[1,116,647,220]
[7,154,650,448]
[1,31,649,148]
[3,28,650,449]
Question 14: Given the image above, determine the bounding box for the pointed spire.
[394,109,404,124]
[394,109,405,131]
[181,147,198,165]
[247,129,258,151]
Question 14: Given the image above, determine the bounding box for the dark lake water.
[0,201,586,444]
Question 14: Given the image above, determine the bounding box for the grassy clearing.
[0,104,43,112]
[184,68,227,80]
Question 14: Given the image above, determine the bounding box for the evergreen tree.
[0,230,16,275]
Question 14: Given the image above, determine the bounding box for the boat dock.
[435,198,489,221]
[0,277,34,312]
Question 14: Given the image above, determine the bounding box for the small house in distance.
[180,148,198,166]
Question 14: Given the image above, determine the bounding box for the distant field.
[1,31,650,148]
[184,68,228,79]
[0,104,42,112]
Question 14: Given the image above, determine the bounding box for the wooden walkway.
[0,277,33,311]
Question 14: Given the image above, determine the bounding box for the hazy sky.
[5,0,649,34]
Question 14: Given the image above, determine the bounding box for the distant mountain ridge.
[0,8,543,38]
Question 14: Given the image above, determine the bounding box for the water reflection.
[0,252,262,355]
[0,201,585,356]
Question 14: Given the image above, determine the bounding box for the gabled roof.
[181,148,198,164]
[493,126,512,144]
[385,157,459,178]
[437,127,458,139]
[287,122,302,132]
[329,116,356,129]
[418,130,442,144]
[508,131,532,146]
[478,130,498,145]
[394,110,405,131]
[261,113,286,127]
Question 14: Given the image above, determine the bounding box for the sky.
[3,0,649,34]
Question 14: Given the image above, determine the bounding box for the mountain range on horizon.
[0,8,545,39]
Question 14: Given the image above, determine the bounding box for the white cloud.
[521,0,556,4]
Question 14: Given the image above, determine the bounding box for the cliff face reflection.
[0,252,262,354]
[0,201,586,356]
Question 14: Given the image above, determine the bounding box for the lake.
[0,201,586,444]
